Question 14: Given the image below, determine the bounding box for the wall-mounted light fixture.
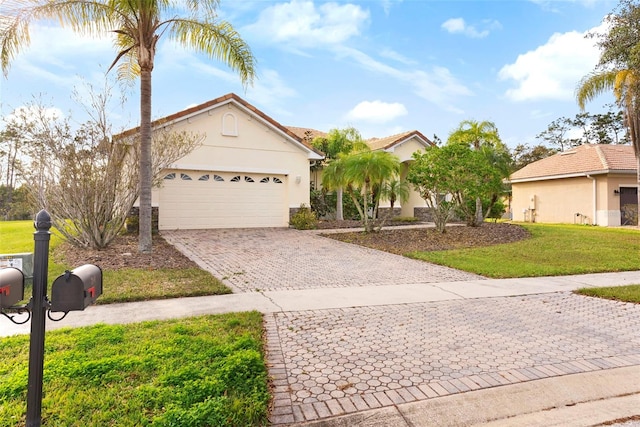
[614,189,620,195]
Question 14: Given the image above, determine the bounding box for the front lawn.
[0,312,269,427]
[576,284,640,303]
[0,221,230,304]
[408,223,640,278]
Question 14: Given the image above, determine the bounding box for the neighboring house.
[290,128,434,218]
[124,93,434,230]
[510,144,638,226]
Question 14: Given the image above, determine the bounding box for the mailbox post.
[0,209,102,427]
[26,210,51,427]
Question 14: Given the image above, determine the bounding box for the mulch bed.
[322,222,530,255]
[53,234,198,271]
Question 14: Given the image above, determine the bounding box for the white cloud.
[244,0,370,48]
[441,17,501,39]
[246,69,298,117]
[336,47,472,113]
[13,24,113,75]
[346,100,408,123]
[379,48,417,65]
[498,23,604,102]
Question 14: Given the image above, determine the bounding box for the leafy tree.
[407,144,504,232]
[324,150,400,232]
[537,108,629,149]
[312,127,368,220]
[1,1,256,253]
[447,119,509,225]
[536,117,574,151]
[511,143,558,171]
[10,86,202,249]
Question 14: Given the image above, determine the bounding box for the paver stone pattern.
[267,293,640,424]
[163,228,480,292]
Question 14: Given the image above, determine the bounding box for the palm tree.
[341,150,400,232]
[577,69,640,224]
[448,119,508,226]
[1,0,256,253]
[312,127,368,220]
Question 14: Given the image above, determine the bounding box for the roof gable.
[510,144,636,182]
[366,130,434,151]
[119,93,323,160]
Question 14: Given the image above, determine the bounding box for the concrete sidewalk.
[3,270,640,337]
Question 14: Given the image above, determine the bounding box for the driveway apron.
[163,228,640,425]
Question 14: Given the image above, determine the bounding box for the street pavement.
[2,226,640,426]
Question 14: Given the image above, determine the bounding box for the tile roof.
[510,144,637,182]
[285,127,327,145]
[365,130,434,151]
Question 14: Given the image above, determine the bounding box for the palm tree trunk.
[138,68,153,253]
[336,187,344,220]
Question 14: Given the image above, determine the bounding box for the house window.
[273,177,283,184]
[230,175,241,182]
[163,173,176,180]
[222,112,238,136]
[244,176,255,183]
[180,173,192,181]
[213,174,224,182]
[198,174,210,181]
[260,177,270,183]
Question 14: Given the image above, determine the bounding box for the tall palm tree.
[312,127,368,220]
[577,69,640,224]
[448,119,507,225]
[1,0,256,253]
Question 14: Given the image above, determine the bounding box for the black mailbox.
[51,264,102,312]
[0,267,25,309]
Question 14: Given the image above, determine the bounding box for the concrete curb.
[292,366,640,426]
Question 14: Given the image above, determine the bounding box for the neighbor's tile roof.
[366,130,433,150]
[510,144,637,182]
[285,127,327,144]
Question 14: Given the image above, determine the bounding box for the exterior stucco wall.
[153,103,311,209]
[512,177,595,224]
[511,173,637,226]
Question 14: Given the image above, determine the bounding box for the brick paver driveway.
[162,228,480,292]
[164,228,640,425]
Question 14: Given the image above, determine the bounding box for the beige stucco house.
[510,144,638,226]
[126,93,323,230]
[127,93,433,230]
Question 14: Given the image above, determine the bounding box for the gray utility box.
[51,264,102,312]
[0,267,25,309]
[0,253,34,281]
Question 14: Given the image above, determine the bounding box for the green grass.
[575,284,640,303]
[0,221,230,304]
[408,223,640,278]
[0,312,269,426]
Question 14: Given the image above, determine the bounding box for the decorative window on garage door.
[198,174,209,181]
[273,177,283,183]
[260,177,270,183]
[163,173,176,180]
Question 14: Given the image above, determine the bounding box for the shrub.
[289,204,318,230]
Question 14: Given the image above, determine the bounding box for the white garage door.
[159,170,288,230]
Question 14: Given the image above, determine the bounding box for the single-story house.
[509,144,638,226]
[125,93,433,230]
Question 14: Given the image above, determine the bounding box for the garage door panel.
[159,171,288,229]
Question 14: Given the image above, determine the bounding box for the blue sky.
[0,0,620,149]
